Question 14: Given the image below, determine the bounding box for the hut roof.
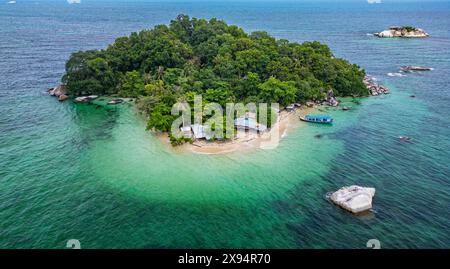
[235,117,267,132]
[191,124,206,139]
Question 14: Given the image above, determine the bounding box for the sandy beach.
[157,106,316,155]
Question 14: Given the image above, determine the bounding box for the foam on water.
[387,72,407,77]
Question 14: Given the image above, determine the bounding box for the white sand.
[157,106,316,155]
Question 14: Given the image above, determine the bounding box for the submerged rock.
[374,26,429,38]
[399,136,412,142]
[330,186,376,214]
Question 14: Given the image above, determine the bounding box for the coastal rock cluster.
[364,76,390,96]
[48,85,68,101]
[374,26,429,38]
[330,186,376,214]
[325,89,339,107]
[400,66,433,72]
[48,85,104,103]
[315,89,339,107]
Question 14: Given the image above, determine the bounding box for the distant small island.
[58,15,372,146]
[374,26,429,38]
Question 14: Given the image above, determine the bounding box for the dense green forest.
[63,15,368,134]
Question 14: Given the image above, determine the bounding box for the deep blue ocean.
[1,0,449,248]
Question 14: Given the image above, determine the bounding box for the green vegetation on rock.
[402,26,418,32]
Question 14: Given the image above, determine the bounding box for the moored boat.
[300,115,333,124]
[107,98,124,105]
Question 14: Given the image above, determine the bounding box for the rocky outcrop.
[374,26,429,38]
[48,85,69,101]
[48,84,67,97]
[58,94,69,102]
[48,85,101,103]
[400,66,433,72]
[330,186,376,214]
[364,76,389,96]
[325,89,339,107]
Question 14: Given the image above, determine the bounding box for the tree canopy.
[63,15,368,132]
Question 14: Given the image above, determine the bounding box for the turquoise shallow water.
[1,0,449,248]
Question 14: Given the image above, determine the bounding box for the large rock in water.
[400,66,433,72]
[374,26,429,38]
[325,88,339,107]
[363,76,389,96]
[330,186,376,214]
[48,84,67,97]
[58,94,69,102]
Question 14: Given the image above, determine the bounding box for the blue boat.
[300,115,333,124]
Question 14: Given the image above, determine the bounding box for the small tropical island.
[374,26,429,38]
[54,15,377,149]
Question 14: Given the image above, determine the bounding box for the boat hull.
[300,117,333,124]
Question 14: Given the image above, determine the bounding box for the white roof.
[235,117,267,132]
[191,124,206,139]
[180,126,191,132]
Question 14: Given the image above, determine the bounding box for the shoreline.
[157,106,317,155]
[64,96,319,156]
